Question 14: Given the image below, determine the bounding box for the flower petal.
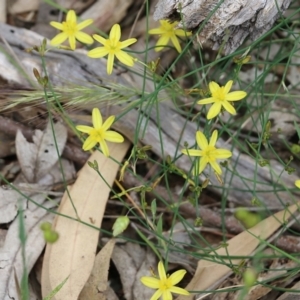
[88,47,109,58]
[50,21,63,30]
[169,286,190,295]
[158,261,167,280]
[115,51,135,67]
[226,91,247,101]
[76,125,93,133]
[181,149,202,157]
[82,136,97,151]
[175,28,192,37]
[222,101,236,115]
[68,35,76,50]
[104,131,124,143]
[210,161,222,174]
[140,277,160,289]
[148,27,165,35]
[207,102,222,119]
[224,80,233,94]
[110,24,121,43]
[197,97,215,104]
[196,131,208,150]
[155,35,170,51]
[170,35,182,53]
[66,10,76,23]
[92,108,103,128]
[107,53,115,74]
[214,149,232,159]
[102,115,115,130]
[50,33,68,46]
[199,157,208,174]
[209,81,220,94]
[93,34,108,46]
[120,38,137,48]
[76,19,93,30]
[100,140,109,157]
[162,290,172,300]
[150,289,163,300]
[168,269,187,285]
[295,180,300,189]
[209,130,218,147]
[75,32,94,44]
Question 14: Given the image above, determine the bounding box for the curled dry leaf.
[15,120,67,183]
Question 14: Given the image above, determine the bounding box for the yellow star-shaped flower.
[50,10,93,50]
[87,24,137,75]
[76,108,124,157]
[295,180,300,189]
[148,20,192,53]
[197,80,247,119]
[140,261,189,300]
[182,130,232,175]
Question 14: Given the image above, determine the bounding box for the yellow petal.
[93,34,108,46]
[107,53,115,74]
[140,277,160,289]
[68,35,76,50]
[75,32,94,44]
[76,19,93,30]
[209,130,218,147]
[214,149,232,159]
[120,38,137,48]
[162,290,172,300]
[104,131,124,143]
[100,140,109,157]
[226,91,247,101]
[66,10,76,23]
[168,269,186,285]
[148,27,165,35]
[150,289,163,300]
[76,125,93,133]
[88,47,109,58]
[295,180,300,189]
[196,131,208,150]
[209,81,220,94]
[170,35,182,53]
[92,108,103,128]
[169,286,190,295]
[224,80,233,94]
[82,136,97,151]
[207,102,222,119]
[158,261,167,280]
[115,51,135,67]
[175,28,192,37]
[197,97,215,104]
[222,101,236,115]
[210,161,222,174]
[50,32,68,45]
[50,21,63,30]
[109,24,121,44]
[199,157,208,174]
[155,35,170,51]
[102,115,115,131]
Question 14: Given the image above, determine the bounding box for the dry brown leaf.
[79,238,116,300]
[0,201,57,299]
[41,140,131,300]
[177,202,300,300]
[15,120,67,183]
